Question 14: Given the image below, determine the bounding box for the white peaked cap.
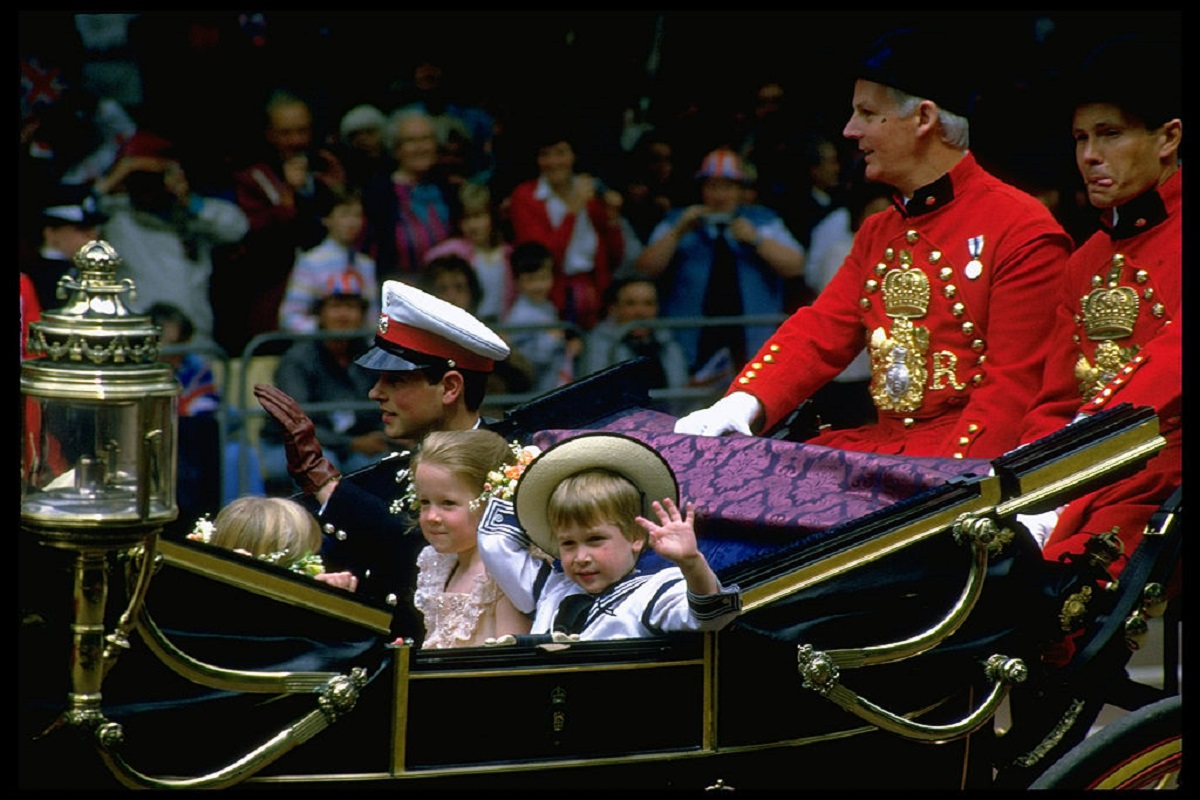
[355,280,509,372]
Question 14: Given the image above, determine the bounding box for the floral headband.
[187,514,326,578]
[392,440,541,516]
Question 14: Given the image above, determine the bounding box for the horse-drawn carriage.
[20,247,1181,790]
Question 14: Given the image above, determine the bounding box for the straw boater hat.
[513,432,679,557]
[355,279,509,372]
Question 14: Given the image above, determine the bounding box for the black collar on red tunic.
[1103,185,1169,241]
[893,170,956,218]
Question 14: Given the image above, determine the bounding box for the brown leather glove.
[253,383,340,494]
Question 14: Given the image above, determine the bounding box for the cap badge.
[378,313,389,336]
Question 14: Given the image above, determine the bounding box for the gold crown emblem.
[881,266,931,319]
[1082,286,1138,340]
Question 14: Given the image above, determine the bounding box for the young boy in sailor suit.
[478,433,741,639]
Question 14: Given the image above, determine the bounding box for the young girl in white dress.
[409,429,533,648]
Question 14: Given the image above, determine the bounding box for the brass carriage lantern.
[21,239,180,735]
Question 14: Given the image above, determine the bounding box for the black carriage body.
[19,368,1173,791]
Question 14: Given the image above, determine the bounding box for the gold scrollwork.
[1075,341,1140,401]
[1059,585,1092,633]
[869,319,929,412]
[796,644,839,696]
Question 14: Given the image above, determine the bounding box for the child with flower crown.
[189,496,359,592]
[408,429,538,648]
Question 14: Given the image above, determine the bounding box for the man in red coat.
[675,26,1073,460]
[1016,35,1181,582]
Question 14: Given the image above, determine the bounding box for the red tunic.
[1022,169,1182,579]
[727,153,1073,459]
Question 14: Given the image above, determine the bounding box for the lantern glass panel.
[21,392,177,527]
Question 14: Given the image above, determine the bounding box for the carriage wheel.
[1028,695,1181,789]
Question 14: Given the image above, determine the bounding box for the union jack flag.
[20,57,67,115]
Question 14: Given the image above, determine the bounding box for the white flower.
[188,515,216,543]
[185,513,324,577]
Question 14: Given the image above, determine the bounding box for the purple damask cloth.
[533,409,989,572]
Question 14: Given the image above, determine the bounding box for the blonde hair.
[547,470,645,542]
[412,429,514,498]
[210,496,322,565]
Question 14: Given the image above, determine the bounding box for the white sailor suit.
[477,500,741,639]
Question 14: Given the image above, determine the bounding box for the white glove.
[1015,507,1063,549]
[674,392,762,437]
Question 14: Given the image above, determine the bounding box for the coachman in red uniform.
[1018,35,1182,583]
[676,26,1073,459]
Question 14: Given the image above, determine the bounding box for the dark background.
[19,10,1183,213]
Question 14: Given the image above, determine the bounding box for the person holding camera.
[95,130,249,350]
[636,148,805,374]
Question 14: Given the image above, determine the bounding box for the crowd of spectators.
[20,11,1170,429]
